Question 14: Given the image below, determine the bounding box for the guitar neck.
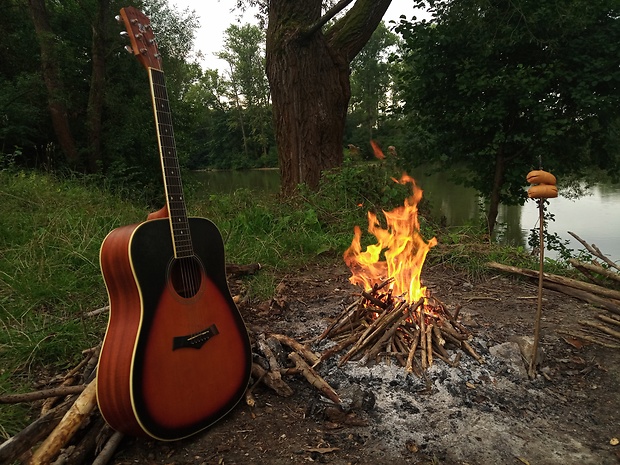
[148,68,194,259]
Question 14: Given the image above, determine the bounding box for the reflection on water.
[192,168,620,262]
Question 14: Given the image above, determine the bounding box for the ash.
[313,336,607,465]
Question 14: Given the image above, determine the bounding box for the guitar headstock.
[118,6,162,71]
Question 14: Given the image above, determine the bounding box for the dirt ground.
[109,262,620,465]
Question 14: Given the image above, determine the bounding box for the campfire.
[317,174,482,374]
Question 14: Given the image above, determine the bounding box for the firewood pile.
[488,232,620,349]
[0,345,122,465]
[314,278,483,375]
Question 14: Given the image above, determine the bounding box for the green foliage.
[346,22,402,155]
[395,0,620,230]
[0,170,147,433]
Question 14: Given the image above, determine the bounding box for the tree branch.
[302,0,355,40]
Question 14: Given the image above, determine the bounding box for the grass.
[0,165,546,436]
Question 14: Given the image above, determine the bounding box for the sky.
[167,0,424,71]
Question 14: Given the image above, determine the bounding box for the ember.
[320,174,482,373]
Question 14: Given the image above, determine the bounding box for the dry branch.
[579,320,620,341]
[544,282,620,316]
[488,262,620,301]
[28,379,98,465]
[568,231,620,272]
[569,259,620,284]
[0,398,74,464]
[269,333,320,366]
[91,431,124,465]
[0,385,86,404]
[251,363,294,397]
[288,352,341,405]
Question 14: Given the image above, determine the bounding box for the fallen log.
[487,262,620,302]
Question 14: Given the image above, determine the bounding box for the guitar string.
[152,70,201,298]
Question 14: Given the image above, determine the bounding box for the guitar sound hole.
[169,256,203,298]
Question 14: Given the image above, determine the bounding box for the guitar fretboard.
[149,68,194,258]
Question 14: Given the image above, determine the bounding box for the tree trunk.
[85,0,111,174]
[28,0,80,167]
[266,0,391,195]
[486,149,505,235]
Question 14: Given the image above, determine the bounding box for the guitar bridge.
[172,324,219,350]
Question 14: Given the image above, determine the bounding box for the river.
[191,168,620,263]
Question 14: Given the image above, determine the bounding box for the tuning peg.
[120,31,129,39]
[124,45,134,54]
[115,15,122,23]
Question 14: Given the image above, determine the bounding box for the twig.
[91,431,124,465]
[288,352,341,404]
[568,231,620,272]
[579,319,620,341]
[0,385,86,404]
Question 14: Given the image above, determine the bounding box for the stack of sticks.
[316,279,483,374]
[0,345,124,465]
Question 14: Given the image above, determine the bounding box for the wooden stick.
[529,197,545,379]
[462,340,484,364]
[318,331,363,364]
[362,291,389,309]
[558,329,620,349]
[543,281,620,315]
[91,431,124,465]
[567,231,620,272]
[425,324,434,367]
[0,398,74,465]
[29,379,98,465]
[420,312,428,371]
[288,352,341,404]
[597,313,620,327]
[84,305,109,318]
[269,333,320,366]
[487,261,620,301]
[0,385,86,404]
[337,306,391,365]
[579,319,620,340]
[405,328,420,373]
[251,363,294,397]
[316,297,362,341]
[60,417,109,465]
[361,309,409,365]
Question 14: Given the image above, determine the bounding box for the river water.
[192,169,620,263]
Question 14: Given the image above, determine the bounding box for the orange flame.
[343,174,437,303]
[370,140,385,159]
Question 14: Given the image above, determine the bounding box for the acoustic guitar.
[96,6,252,441]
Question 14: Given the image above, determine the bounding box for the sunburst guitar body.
[96,7,251,441]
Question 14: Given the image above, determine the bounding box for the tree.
[217,24,272,166]
[396,0,620,234]
[240,0,393,194]
[347,21,399,155]
[27,0,80,166]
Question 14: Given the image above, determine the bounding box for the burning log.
[320,287,482,374]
